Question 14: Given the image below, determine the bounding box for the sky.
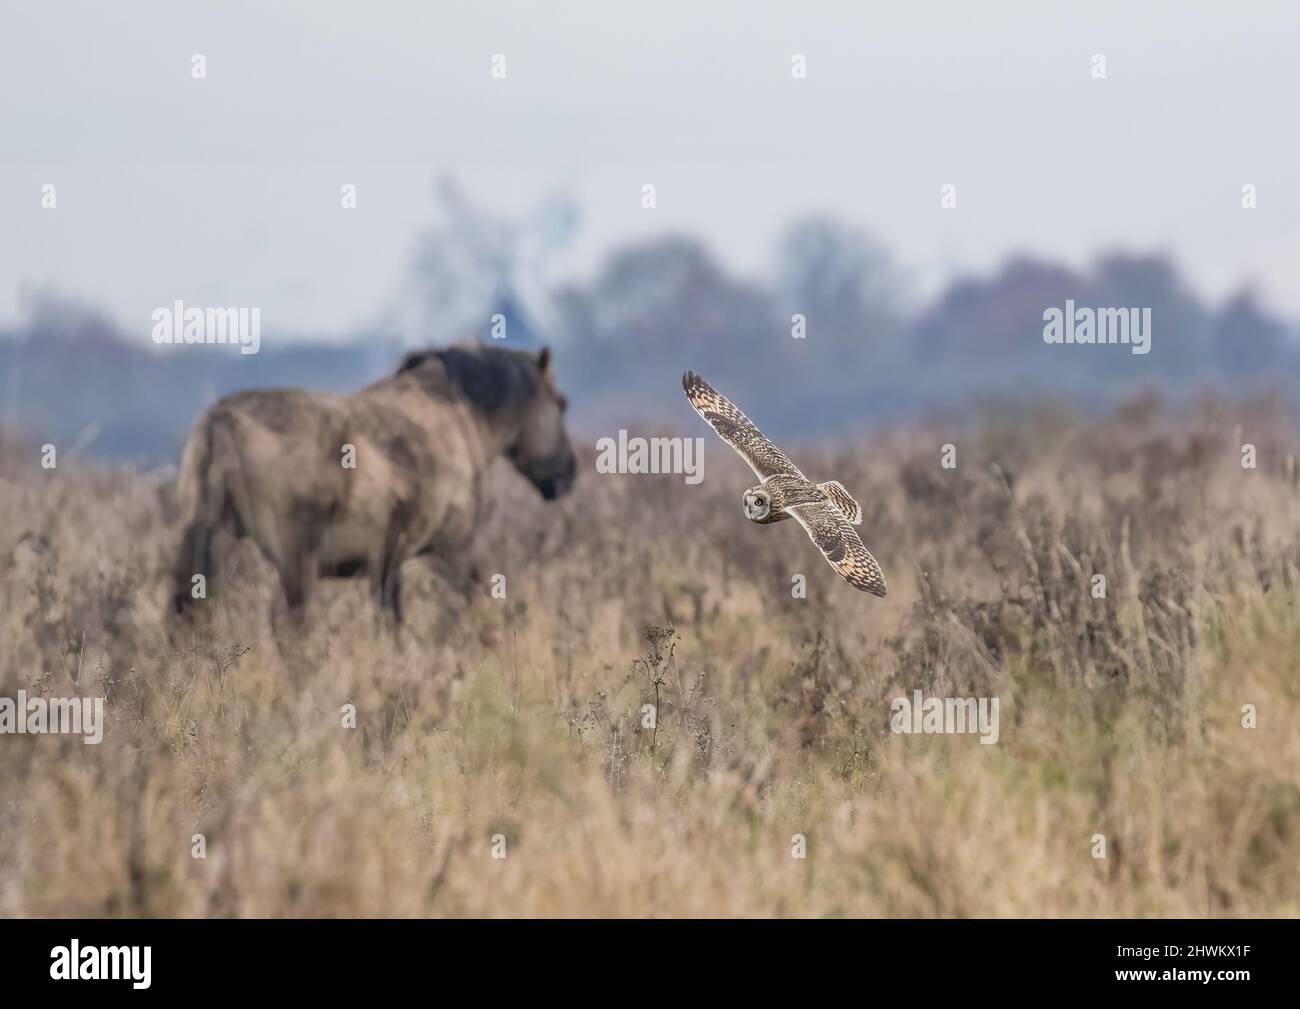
[2,0,1298,342]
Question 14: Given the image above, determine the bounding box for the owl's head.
[742,487,771,522]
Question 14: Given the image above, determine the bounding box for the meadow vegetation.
[1,391,1297,917]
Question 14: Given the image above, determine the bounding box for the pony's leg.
[271,508,323,633]
[173,518,215,616]
[276,549,316,629]
[369,549,404,625]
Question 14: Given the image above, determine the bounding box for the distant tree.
[772,217,908,425]
[561,236,778,427]
[775,216,900,324]
[1090,251,1211,380]
[1211,288,1288,378]
[912,255,1084,399]
[403,177,578,349]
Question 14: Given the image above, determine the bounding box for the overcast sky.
[2,0,1297,341]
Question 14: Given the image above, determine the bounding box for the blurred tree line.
[2,210,1295,462]
[556,218,1297,435]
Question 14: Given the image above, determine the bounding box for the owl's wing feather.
[817,480,863,525]
[682,371,804,480]
[788,501,888,596]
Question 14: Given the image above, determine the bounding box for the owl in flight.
[682,371,887,596]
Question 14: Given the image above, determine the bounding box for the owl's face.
[742,488,771,521]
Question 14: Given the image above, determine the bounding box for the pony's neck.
[477,404,527,460]
[483,405,527,460]
[396,356,528,463]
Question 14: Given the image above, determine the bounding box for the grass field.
[2,391,1298,917]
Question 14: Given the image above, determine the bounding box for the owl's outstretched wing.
[788,501,888,596]
[682,371,804,481]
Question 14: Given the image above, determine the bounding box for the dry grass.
[1,391,1298,917]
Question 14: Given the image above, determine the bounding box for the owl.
[682,370,887,596]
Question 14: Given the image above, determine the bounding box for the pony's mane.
[397,344,539,413]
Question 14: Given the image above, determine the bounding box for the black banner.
[0,918,1288,995]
